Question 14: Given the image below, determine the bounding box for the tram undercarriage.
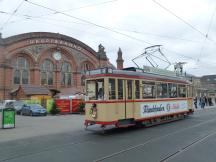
[85,110,193,132]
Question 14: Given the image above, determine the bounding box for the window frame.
[13,57,29,85]
[117,79,124,100]
[142,81,156,99]
[61,62,72,86]
[86,79,104,100]
[40,59,54,86]
[109,78,116,100]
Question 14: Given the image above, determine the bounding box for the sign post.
[2,108,15,129]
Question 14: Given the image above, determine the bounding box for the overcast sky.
[0,0,216,76]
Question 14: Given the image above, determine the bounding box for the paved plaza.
[0,107,216,161]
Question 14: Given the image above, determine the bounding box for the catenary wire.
[24,0,155,46]
[0,0,119,27]
[23,0,200,61]
[34,0,119,18]
[0,10,90,26]
[0,10,203,44]
[0,0,25,31]
[113,27,203,43]
[151,0,216,45]
[0,0,206,64]
[197,4,216,61]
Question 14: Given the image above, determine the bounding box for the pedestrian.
[208,97,211,106]
[204,96,208,106]
[201,96,205,109]
[194,96,198,109]
[199,97,202,107]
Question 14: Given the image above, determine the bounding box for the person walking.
[194,96,198,109]
[201,96,205,109]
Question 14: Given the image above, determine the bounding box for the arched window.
[61,62,72,86]
[40,59,54,85]
[81,75,86,86]
[81,62,93,85]
[14,57,29,84]
[81,63,90,74]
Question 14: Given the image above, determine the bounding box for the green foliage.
[23,99,41,105]
[46,99,54,113]
[50,101,60,115]
[78,101,85,112]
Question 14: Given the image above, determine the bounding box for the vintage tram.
[84,66,193,129]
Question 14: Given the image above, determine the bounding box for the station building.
[0,32,123,100]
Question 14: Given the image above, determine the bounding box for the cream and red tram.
[84,67,193,128]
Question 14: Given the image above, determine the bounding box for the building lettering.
[28,39,85,52]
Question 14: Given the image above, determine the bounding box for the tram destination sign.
[140,100,188,118]
[143,66,179,77]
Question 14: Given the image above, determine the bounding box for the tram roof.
[86,67,191,84]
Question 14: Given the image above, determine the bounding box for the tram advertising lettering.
[140,101,188,117]
[142,104,165,113]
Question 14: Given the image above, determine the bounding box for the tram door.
[126,80,134,119]
[117,79,126,119]
[117,79,134,119]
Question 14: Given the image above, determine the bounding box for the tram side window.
[86,79,104,100]
[142,82,156,98]
[109,79,116,99]
[168,83,177,98]
[135,80,140,99]
[178,85,186,97]
[157,83,168,98]
[127,80,133,99]
[118,79,123,99]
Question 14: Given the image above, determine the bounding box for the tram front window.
[86,79,104,100]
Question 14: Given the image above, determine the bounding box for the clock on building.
[53,51,62,60]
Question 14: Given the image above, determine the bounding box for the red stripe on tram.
[85,98,192,104]
[85,73,189,84]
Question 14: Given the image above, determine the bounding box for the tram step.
[118,119,135,126]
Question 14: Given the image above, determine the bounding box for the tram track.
[94,117,216,162]
[159,129,216,162]
[1,113,216,162]
[0,136,94,162]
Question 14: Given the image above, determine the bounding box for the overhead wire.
[0,0,204,65]
[24,0,155,46]
[0,0,119,29]
[0,10,203,44]
[35,0,119,18]
[0,10,202,44]
[197,3,216,62]
[0,5,204,46]
[0,0,25,31]
[151,0,216,45]
[114,27,203,43]
[0,10,92,27]
[23,0,200,62]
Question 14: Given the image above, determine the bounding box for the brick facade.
[0,32,114,100]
